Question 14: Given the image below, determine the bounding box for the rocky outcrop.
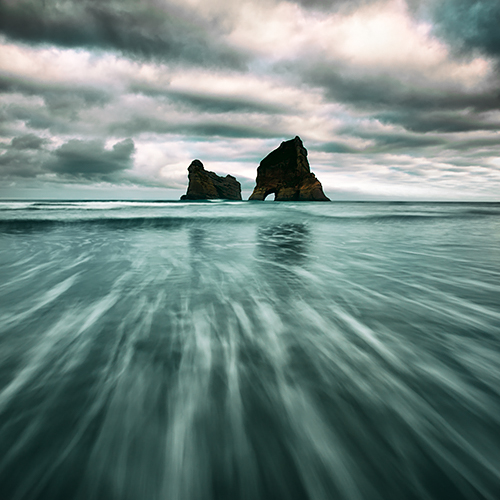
[249,137,330,201]
[181,160,242,200]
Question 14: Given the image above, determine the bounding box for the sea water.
[0,200,499,500]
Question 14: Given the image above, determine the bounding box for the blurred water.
[0,200,499,500]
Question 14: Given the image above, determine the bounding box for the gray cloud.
[1,135,137,182]
[291,0,377,12]
[430,0,500,58]
[2,101,81,134]
[375,110,500,134]
[0,73,111,120]
[110,116,279,139]
[130,85,288,115]
[45,138,135,179]
[312,142,359,154]
[2,79,286,140]
[0,149,44,177]
[303,60,500,114]
[11,133,47,150]
[447,136,500,151]
[314,132,444,155]
[365,134,444,152]
[1,0,500,199]
[286,56,500,141]
[0,0,247,69]
[185,123,278,139]
[0,75,115,137]
[0,134,49,177]
[324,121,500,156]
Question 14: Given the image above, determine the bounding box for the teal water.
[1,201,500,500]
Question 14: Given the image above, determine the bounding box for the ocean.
[0,200,499,500]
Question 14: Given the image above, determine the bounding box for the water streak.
[0,201,499,500]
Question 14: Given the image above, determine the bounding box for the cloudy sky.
[1,0,499,200]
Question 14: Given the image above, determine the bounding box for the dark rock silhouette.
[181,160,242,200]
[249,137,330,201]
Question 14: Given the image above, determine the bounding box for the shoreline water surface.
[0,201,499,500]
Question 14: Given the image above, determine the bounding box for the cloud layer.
[1,0,500,199]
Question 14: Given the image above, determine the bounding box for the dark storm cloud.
[186,123,278,138]
[0,0,247,69]
[442,156,495,168]
[0,73,113,135]
[9,106,59,131]
[312,142,358,154]
[304,62,500,114]
[111,117,277,139]
[0,134,165,188]
[366,133,444,151]
[1,135,137,182]
[291,0,376,12]
[314,132,444,155]
[330,122,500,155]
[0,73,111,111]
[166,90,286,114]
[448,136,500,151]
[10,133,47,149]
[375,110,500,133]
[0,134,49,177]
[3,100,81,134]
[430,0,500,58]
[45,138,135,179]
[292,58,500,137]
[130,85,288,114]
[0,149,44,177]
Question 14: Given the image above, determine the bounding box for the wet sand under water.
[0,201,500,500]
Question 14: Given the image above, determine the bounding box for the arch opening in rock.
[263,189,277,201]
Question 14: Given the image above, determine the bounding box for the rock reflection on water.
[0,202,500,500]
[257,223,309,265]
[257,223,310,295]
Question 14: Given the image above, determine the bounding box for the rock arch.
[249,137,330,202]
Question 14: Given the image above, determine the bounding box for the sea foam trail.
[0,201,499,500]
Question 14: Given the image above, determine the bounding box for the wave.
[1,202,499,234]
[1,211,499,233]
[0,216,260,233]
[0,201,186,211]
[303,208,500,221]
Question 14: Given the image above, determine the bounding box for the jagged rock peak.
[249,136,330,201]
[180,160,242,200]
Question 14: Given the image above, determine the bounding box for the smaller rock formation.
[249,136,330,201]
[181,160,242,200]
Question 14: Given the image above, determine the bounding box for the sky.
[1,0,500,200]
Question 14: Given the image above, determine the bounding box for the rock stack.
[249,137,330,201]
[180,160,242,200]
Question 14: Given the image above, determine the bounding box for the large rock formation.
[249,137,330,201]
[181,160,242,200]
